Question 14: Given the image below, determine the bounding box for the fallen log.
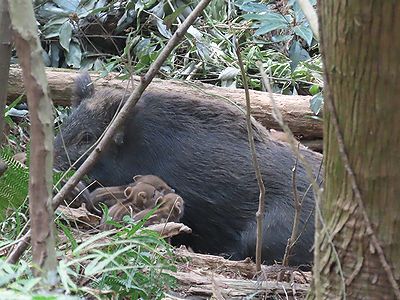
[7,67,323,139]
[269,129,323,152]
[166,247,311,299]
[169,270,310,299]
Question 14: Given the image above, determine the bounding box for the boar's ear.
[72,71,94,107]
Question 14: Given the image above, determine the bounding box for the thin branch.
[296,0,319,40]
[235,40,266,272]
[0,0,12,175]
[6,229,31,264]
[282,143,302,268]
[292,159,323,247]
[9,0,57,282]
[0,0,12,144]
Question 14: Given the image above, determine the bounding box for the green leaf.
[309,84,320,95]
[255,21,288,35]
[65,42,82,69]
[36,3,69,20]
[289,40,310,71]
[59,22,73,52]
[310,92,324,115]
[53,0,79,12]
[49,42,61,67]
[58,260,78,293]
[0,148,29,221]
[271,34,293,43]
[5,95,24,114]
[291,1,305,22]
[43,25,63,39]
[164,5,188,28]
[247,13,291,36]
[294,24,313,46]
[156,20,172,39]
[58,222,78,251]
[236,1,268,12]
[242,12,291,23]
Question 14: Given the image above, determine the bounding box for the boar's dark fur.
[54,73,322,266]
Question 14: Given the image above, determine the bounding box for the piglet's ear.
[155,196,163,207]
[133,175,142,182]
[124,186,133,198]
[72,71,94,107]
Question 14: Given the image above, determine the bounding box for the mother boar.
[54,73,322,266]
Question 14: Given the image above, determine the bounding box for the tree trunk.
[0,1,12,176]
[6,67,323,140]
[8,0,57,284]
[312,1,400,299]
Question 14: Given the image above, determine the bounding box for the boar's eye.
[77,131,96,145]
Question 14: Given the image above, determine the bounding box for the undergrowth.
[0,149,29,222]
[0,217,177,299]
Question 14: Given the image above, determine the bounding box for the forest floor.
[164,247,311,299]
[59,205,311,300]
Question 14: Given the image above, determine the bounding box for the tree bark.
[7,67,323,140]
[0,1,12,175]
[312,1,400,299]
[0,1,12,144]
[8,0,57,284]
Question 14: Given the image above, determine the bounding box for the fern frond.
[0,148,29,221]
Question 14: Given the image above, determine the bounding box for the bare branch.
[296,0,319,40]
[8,0,57,283]
[0,0,12,144]
[0,1,12,174]
[282,143,302,268]
[6,229,31,264]
[235,41,265,272]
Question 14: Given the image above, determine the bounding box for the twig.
[292,159,323,247]
[295,0,319,40]
[8,0,212,264]
[282,143,302,268]
[235,40,266,272]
